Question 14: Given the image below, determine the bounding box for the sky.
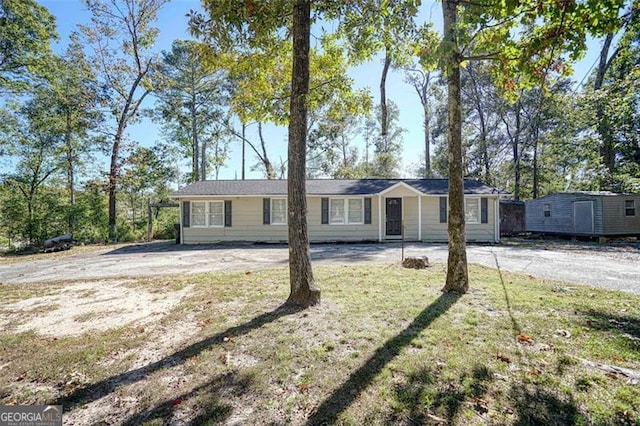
[38,0,606,183]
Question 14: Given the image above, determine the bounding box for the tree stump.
[402,256,430,269]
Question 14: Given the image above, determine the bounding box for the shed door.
[574,201,594,234]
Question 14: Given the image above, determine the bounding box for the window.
[191,201,223,227]
[330,199,345,224]
[464,198,480,224]
[625,200,636,217]
[192,201,206,227]
[208,201,224,227]
[348,199,363,224]
[271,198,287,224]
[330,198,364,224]
[543,204,551,218]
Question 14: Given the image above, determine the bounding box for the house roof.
[171,179,502,198]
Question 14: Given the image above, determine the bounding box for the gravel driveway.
[1,240,639,294]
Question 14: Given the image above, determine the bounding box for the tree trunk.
[258,122,276,179]
[108,135,120,242]
[201,139,207,180]
[532,131,539,199]
[424,109,431,178]
[241,122,246,180]
[595,32,616,181]
[191,94,200,182]
[65,109,75,235]
[286,0,320,308]
[513,104,521,201]
[442,0,469,294]
[380,44,391,137]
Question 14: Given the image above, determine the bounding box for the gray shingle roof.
[171,179,501,197]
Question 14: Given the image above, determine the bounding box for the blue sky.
[39,0,605,182]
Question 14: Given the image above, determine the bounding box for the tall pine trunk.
[442,0,469,294]
[286,0,320,307]
[108,135,121,242]
[65,109,75,235]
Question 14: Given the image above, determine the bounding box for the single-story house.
[170,179,502,244]
[525,191,640,237]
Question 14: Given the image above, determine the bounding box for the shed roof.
[528,191,639,201]
[171,179,502,197]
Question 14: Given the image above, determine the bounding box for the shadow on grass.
[492,253,522,337]
[52,304,302,411]
[581,309,640,349]
[304,292,462,425]
[388,364,494,424]
[511,382,580,426]
[120,370,252,425]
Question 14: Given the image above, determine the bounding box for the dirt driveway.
[1,239,638,294]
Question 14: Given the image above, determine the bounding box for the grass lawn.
[1,263,639,425]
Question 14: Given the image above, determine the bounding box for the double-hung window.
[271,198,287,225]
[464,198,480,224]
[191,201,224,227]
[330,198,363,224]
[191,201,207,227]
[208,201,224,227]
[543,204,551,217]
[625,200,636,217]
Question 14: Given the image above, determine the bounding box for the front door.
[386,198,402,236]
[574,201,594,234]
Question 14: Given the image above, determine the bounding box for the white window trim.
[208,201,225,228]
[271,198,287,225]
[191,201,207,228]
[543,203,551,218]
[464,197,481,224]
[329,197,365,225]
[191,200,224,228]
[625,200,636,217]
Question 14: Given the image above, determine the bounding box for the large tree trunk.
[442,0,469,294]
[286,0,320,308]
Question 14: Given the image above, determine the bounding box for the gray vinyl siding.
[601,195,640,235]
[526,193,640,236]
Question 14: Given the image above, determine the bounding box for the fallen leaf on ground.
[555,329,571,338]
[172,398,182,406]
[517,333,533,343]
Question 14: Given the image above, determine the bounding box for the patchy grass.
[0,243,126,265]
[0,264,639,425]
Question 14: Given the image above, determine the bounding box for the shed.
[500,200,526,236]
[525,192,640,237]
